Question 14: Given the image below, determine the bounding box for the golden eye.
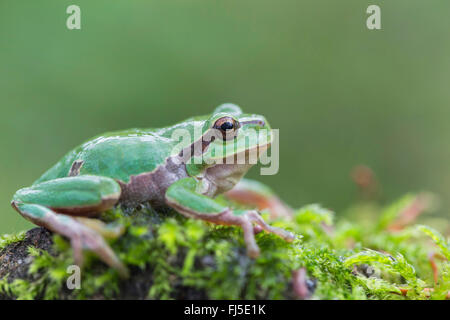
[213,117,240,139]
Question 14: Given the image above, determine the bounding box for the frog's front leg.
[11,175,128,277]
[165,178,295,258]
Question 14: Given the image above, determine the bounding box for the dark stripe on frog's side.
[116,155,189,209]
[68,160,84,177]
[67,155,188,209]
[178,130,215,161]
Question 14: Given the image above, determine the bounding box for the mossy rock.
[0,197,449,300]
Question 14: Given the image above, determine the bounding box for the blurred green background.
[1,1,449,233]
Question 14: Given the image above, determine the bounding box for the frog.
[11,103,295,277]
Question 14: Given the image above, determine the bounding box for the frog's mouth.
[203,141,272,196]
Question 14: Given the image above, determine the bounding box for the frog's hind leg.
[11,175,128,277]
[225,178,293,220]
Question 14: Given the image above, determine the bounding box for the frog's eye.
[212,117,240,140]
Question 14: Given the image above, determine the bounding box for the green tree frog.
[11,104,294,277]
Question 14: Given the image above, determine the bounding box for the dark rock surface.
[0,228,53,283]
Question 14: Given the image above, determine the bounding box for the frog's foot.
[74,217,125,240]
[11,175,129,278]
[246,210,295,242]
[11,202,129,278]
[166,177,295,259]
[206,209,295,258]
[69,219,128,278]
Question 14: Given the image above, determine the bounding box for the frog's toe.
[214,209,294,259]
[70,225,129,278]
[246,210,296,242]
[247,247,260,259]
[253,225,263,234]
[238,215,261,258]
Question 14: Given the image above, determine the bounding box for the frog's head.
[199,103,272,166]
[182,104,272,195]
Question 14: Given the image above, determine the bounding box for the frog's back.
[34,128,180,185]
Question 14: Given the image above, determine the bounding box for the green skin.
[12,104,294,277]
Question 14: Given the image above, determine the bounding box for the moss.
[0,231,26,250]
[0,194,449,300]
